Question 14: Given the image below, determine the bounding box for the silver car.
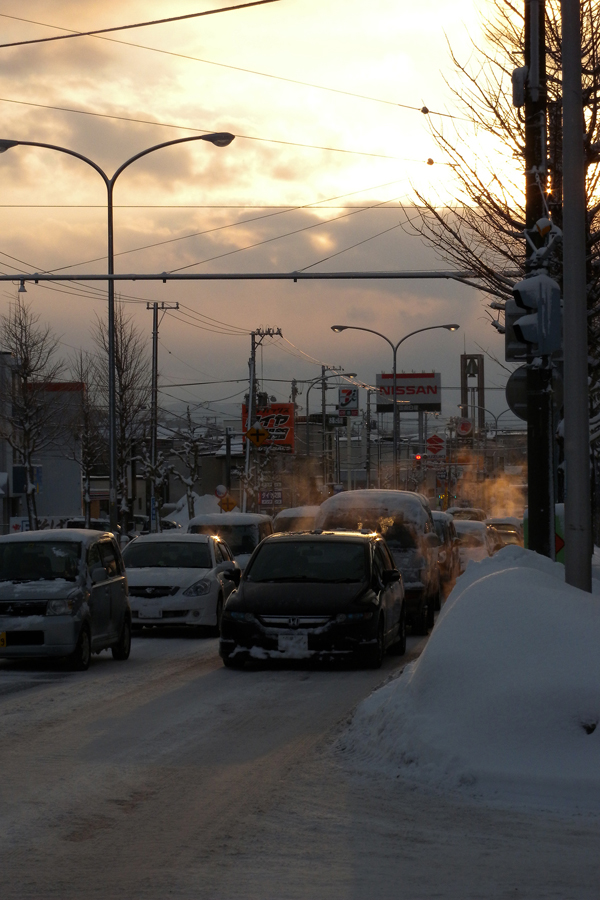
[122,533,240,632]
[0,529,131,670]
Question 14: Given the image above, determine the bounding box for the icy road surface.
[1,628,598,899]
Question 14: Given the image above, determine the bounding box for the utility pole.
[366,390,372,488]
[242,327,282,512]
[523,0,554,558]
[147,301,178,532]
[321,365,342,493]
[561,0,592,589]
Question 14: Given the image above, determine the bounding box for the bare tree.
[0,297,65,529]
[93,302,150,531]
[405,0,600,413]
[67,351,106,528]
[169,409,221,520]
[135,442,173,530]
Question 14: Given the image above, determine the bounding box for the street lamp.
[0,133,235,530]
[305,372,356,458]
[331,323,460,489]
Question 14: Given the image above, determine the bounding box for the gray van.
[0,529,131,670]
[315,490,440,634]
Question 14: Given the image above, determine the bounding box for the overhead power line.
[0,96,432,164]
[0,2,281,49]
[0,10,466,121]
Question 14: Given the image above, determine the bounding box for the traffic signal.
[511,272,562,356]
[414,453,422,462]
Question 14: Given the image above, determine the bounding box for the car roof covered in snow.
[125,532,213,544]
[188,512,272,527]
[315,490,431,528]
[0,528,112,546]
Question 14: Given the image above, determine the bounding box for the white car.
[454,520,493,573]
[122,533,239,632]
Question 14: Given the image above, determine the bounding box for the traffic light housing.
[511,272,562,356]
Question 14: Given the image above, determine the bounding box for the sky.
[0,0,523,430]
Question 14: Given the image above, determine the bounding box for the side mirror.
[223,569,241,586]
[381,568,401,585]
[425,532,441,549]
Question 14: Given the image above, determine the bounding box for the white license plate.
[139,609,162,619]
[277,632,308,653]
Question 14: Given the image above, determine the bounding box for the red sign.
[426,434,446,456]
[242,403,295,453]
[456,419,473,437]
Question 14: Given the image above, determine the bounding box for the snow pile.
[342,546,600,812]
[168,492,238,527]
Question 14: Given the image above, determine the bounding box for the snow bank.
[341,546,600,813]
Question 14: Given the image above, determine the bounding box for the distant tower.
[460,354,485,431]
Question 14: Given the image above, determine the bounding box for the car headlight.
[47,598,75,616]
[183,579,212,597]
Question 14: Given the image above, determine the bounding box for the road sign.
[215,484,228,498]
[426,434,446,456]
[455,419,473,437]
[218,494,237,512]
[246,424,269,446]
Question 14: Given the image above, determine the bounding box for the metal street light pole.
[0,133,234,531]
[332,324,460,489]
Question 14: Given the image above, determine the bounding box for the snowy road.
[1,628,598,899]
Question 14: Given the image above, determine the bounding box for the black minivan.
[219,530,405,669]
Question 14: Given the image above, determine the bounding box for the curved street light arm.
[394,323,459,352]
[0,138,109,185]
[109,132,235,185]
[331,324,394,353]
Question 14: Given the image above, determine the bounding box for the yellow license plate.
[0,632,6,648]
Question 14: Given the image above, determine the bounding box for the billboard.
[338,386,359,417]
[242,403,295,452]
[375,372,441,413]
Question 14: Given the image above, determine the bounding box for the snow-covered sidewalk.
[340,546,600,814]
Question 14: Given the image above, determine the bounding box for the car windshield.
[123,541,211,569]
[246,540,367,583]
[189,524,258,556]
[0,540,81,582]
[457,531,485,548]
[318,511,418,549]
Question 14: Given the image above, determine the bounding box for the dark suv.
[219,530,405,669]
[315,490,441,635]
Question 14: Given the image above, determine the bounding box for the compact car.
[122,533,239,632]
[219,530,405,669]
[0,529,131,670]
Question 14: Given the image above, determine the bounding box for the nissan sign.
[376,372,442,413]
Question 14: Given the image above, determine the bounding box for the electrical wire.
[0,9,466,122]
[28,177,410,273]
[0,97,429,163]
[0,2,281,49]
[167,192,409,273]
